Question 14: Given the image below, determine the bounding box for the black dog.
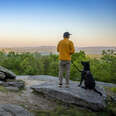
[78,61,102,96]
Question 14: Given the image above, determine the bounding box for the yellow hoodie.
[57,38,75,61]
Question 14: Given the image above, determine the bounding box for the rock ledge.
[31,80,106,111]
[0,104,34,116]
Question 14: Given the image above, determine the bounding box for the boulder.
[0,104,34,116]
[0,72,5,79]
[0,80,25,89]
[0,66,16,80]
[31,81,106,111]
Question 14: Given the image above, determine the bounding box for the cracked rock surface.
[0,104,34,116]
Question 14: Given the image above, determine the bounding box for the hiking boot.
[65,84,69,88]
[58,84,62,88]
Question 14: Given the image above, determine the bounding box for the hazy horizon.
[0,0,116,47]
[0,43,116,48]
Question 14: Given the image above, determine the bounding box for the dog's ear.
[81,61,84,65]
[86,61,90,69]
[86,61,90,64]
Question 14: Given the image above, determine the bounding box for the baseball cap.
[63,32,72,37]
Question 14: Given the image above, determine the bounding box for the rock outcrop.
[0,104,34,116]
[0,80,25,90]
[0,66,16,80]
[31,77,106,111]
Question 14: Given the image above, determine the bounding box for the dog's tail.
[93,88,102,96]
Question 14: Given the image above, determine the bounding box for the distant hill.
[0,46,116,55]
[77,47,116,55]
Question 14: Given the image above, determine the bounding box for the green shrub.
[0,49,116,84]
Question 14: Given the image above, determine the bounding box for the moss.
[19,104,26,108]
[32,105,109,116]
[110,87,116,93]
[0,86,8,93]
[106,102,116,116]
[104,86,116,97]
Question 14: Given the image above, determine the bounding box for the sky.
[0,0,116,47]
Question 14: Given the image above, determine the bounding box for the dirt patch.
[0,78,57,111]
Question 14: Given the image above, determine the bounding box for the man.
[57,32,75,88]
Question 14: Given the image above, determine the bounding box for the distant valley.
[0,46,116,55]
